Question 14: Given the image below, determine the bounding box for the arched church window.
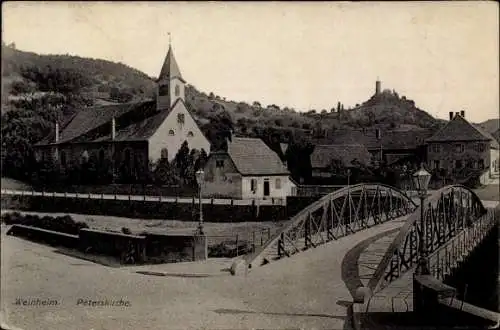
[60,151,67,167]
[159,84,169,96]
[168,130,175,136]
[161,148,168,159]
[187,131,194,137]
[175,85,180,97]
[124,149,131,165]
[99,149,105,165]
[81,150,89,163]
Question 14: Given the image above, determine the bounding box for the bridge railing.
[425,205,498,281]
[367,185,488,294]
[246,183,417,268]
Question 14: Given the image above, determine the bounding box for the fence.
[206,227,277,258]
[0,189,286,206]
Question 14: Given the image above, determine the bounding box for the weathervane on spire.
[168,32,172,46]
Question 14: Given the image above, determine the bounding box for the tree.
[204,110,233,152]
[174,141,191,183]
[152,158,179,185]
[195,148,208,171]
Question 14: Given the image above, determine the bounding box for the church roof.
[426,114,496,145]
[158,45,185,83]
[36,98,189,146]
[223,137,289,176]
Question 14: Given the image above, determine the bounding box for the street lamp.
[412,163,432,275]
[195,169,205,235]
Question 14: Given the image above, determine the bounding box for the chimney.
[449,111,454,121]
[111,117,116,140]
[460,110,465,118]
[55,122,59,143]
[375,80,381,95]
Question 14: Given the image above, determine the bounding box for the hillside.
[477,118,499,134]
[2,43,463,183]
[2,43,156,110]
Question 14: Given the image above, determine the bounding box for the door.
[263,179,270,197]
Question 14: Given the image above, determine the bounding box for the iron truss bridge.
[247,183,417,268]
[366,184,494,295]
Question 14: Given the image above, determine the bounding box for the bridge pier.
[413,274,456,325]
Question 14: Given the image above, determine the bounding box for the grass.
[0,210,286,247]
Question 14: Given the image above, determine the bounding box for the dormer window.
[168,130,175,136]
[177,113,185,124]
[187,131,194,137]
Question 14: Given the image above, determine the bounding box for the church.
[34,42,211,181]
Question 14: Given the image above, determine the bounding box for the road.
[0,213,413,330]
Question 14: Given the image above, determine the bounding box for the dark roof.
[158,45,185,83]
[311,144,371,169]
[317,129,433,151]
[426,114,492,143]
[225,137,289,176]
[36,98,194,146]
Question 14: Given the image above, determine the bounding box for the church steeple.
[156,35,186,111]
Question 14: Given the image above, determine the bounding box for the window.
[81,150,89,163]
[431,144,440,153]
[124,149,131,164]
[433,160,439,170]
[175,85,180,97]
[275,178,282,189]
[98,149,105,165]
[474,143,485,152]
[216,160,224,168]
[478,159,485,169]
[161,148,168,159]
[251,179,257,193]
[455,160,462,169]
[158,84,169,96]
[177,113,185,124]
[168,130,175,136]
[455,144,464,153]
[60,151,67,167]
[187,131,194,137]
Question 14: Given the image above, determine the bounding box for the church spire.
[157,36,185,83]
[156,35,186,111]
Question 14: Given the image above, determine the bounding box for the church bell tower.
[156,37,186,111]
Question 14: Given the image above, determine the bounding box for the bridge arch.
[247,183,417,269]
[366,184,490,294]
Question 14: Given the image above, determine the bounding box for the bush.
[0,212,88,235]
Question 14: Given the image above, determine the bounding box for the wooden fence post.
[235,234,239,257]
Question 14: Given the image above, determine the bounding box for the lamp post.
[412,163,432,275]
[195,169,205,235]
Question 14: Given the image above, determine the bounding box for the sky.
[2,1,499,123]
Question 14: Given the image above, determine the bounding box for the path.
[1,213,410,330]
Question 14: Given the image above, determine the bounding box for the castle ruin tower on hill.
[375,78,381,95]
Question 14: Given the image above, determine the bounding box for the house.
[314,128,433,166]
[310,144,371,178]
[203,137,296,199]
[426,111,500,178]
[34,42,210,180]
